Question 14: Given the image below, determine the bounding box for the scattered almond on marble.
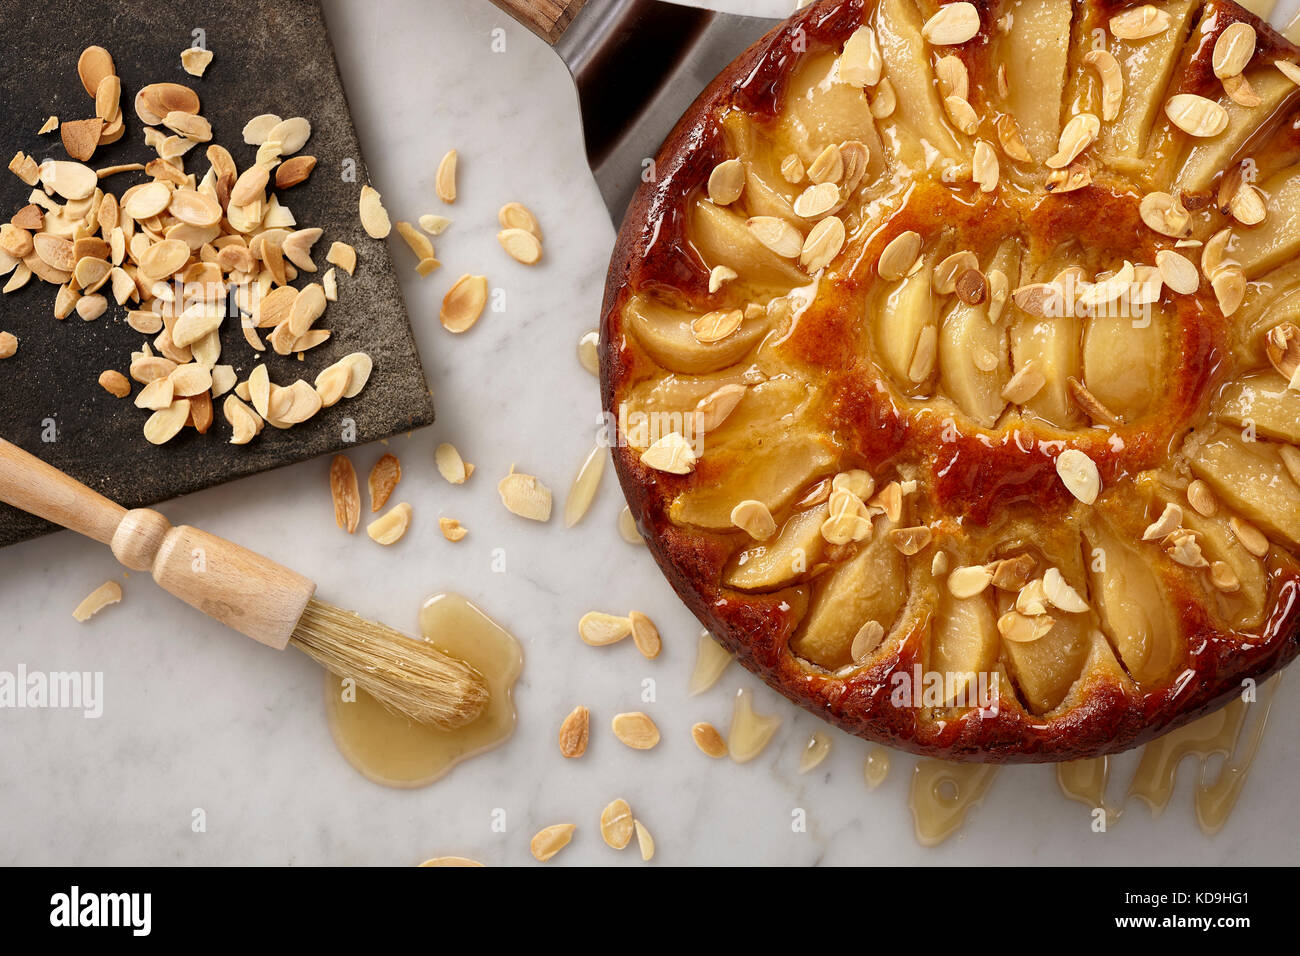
[72,580,122,622]
[366,502,412,545]
[438,517,468,542]
[559,705,590,758]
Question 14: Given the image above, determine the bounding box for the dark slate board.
[0,0,434,546]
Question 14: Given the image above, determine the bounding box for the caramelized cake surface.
[601,0,1300,761]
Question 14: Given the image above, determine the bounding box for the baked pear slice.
[770,50,886,183]
[938,241,1018,427]
[873,0,962,167]
[1215,371,1300,444]
[625,294,770,374]
[1230,165,1300,279]
[996,0,1072,164]
[689,199,808,291]
[928,585,1000,708]
[1010,278,1083,428]
[1186,426,1300,547]
[791,516,906,669]
[1081,304,1169,422]
[870,248,938,395]
[724,502,830,591]
[1084,515,1183,686]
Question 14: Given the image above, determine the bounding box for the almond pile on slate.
[0,44,374,445]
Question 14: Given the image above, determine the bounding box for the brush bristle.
[290,599,490,728]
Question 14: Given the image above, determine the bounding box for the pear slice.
[1081,305,1168,421]
[1096,0,1196,161]
[703,377,813,448]
[1084,517,1183,686]
[874,0,961,166]
[770,50,886,181]
[724,503,829,591]
[1216,371,1300,444]
[689,199,808,291]
[997,0,1072,163]
[625,294,769,375]
[938,242,1018,427]
[791,517,906,669]
[668,431,835,530]
[1002,609,1092,714]
[1178,502,1269,632]
[724,114,801,221]
[1186,426,1300,546]
[928,587,999,708]
[1173,69,1297,196]
[871,251,936,393]
[1010,304,1083,429]
[1230,166,1300,279]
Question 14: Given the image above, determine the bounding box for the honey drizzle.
[325,594,522,788]
[798,732,832,773]
[909,761,999,847]
[727,688,783,763]
[1284,10,1300,44]
[577,329,599,377]
[1235,0,1277,18]
[688,631,733,695]
[864,746,891,789]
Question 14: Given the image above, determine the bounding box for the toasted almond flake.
[1109,4,1170,40]
[77,46,115,98]
[418,857,482,867]
[180,47,213,76]
[1143,503,1184,541]
[434,442,470,485]
[1229,182,1266,226]
[440,274,489,333]
[1212,266,1245,317]
[612,712,660,750]
[339,352,373,399]
[600,799,633,848]
[498,468,552,521]
[850,620,885,662]
[618,506,643,545]
[707,264,737,293]
[1213,22,1256,79]
[330,455,360,533]
[368,453,402,513]
[75,294,108,322]
[807,144,844,186]
[366,502,412,545]
[1155,249,1198,294]
[707,158,744,205]
[799,215,845,273]
[1227,516,1268,557]
[394,221,434,265]
[1277,60,1300,86]
[626,610,662,660]
[840,25,883,87]
[1165,93,1229,138]
[0,329,20,358]
[907,325,937,382]
[60,118,103,162]
[1083,50,1123,122]
[97,369,129,398]
[1222,73,1261,108]
[792,181,841,219]
[878,230,922,281]
[497,226,542,265]
[989,554,1036,591]
[639,432,696,474]
[72,580,122,622]
[1046,113,1100,169]
[730,499,777,540]
[942,94,979,134]
[1139,191,1192,238]
[691,308,743,344]
[578,611,632,646]
[281,227,323,272]
[780,152,805,183]
[935,55,968,100]
[634,820,654,861]
[994,114,1032,163]
[326,241,356,275]
[438,517,467,542]
[287,282,326,337]
[268,117,310,155]
[1042,567,1089,612]
[42,160,97,201]
[143,399,191,444]
[820,511,873,545]
[435,149,458,203]
[922,2,980,45]
[691,722,728,758]
[358,185,391,239]
[242,113,281,145]
[496,202,540,242]
[998,609,1052,643]
[530,824,575,862]
[1166,530,1209,568]
[947,564,993,598]
[1055,448,1100,504]
[559,706,590,758]
[1183,479,1216,517]
[1207,560,1239,593]
[1001,362,1045,403]
[1015,578,1048,615]
[870,76,898,117]
[745,216,802,258]
[972,140,998,192]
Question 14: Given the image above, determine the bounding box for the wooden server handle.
[0,438,315,650]
[489,0,589,44]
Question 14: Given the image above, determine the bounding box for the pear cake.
[600,0,1300,761]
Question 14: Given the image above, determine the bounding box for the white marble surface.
[3,0,1300,866]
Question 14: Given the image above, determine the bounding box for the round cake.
[600,0,1300,761]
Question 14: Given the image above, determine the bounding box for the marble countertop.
[3,0,1300,866]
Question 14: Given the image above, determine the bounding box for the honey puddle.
[864,746,891,789]
[728,688,782,763]
[688,631,732,696]
[798,732,832,773]
[1056,677,1281,836]
[325,593,523,789]
[577,329,599,376]
[909,762,1000,846]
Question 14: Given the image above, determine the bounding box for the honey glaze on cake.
[601,0,1300,761]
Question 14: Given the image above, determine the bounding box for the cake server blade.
[491,0,780,226]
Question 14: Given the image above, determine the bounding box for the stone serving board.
[0,0,435,546]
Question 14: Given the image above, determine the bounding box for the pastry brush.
[0,437,489,728]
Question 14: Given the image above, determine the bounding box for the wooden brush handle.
[0,438,315,649]
[489,0,588,44]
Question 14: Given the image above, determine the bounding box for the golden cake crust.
[601,0,1300,761]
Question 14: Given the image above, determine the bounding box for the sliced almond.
[1109,5,1170,40]
[61,118,103,162]
[435,442,471,484]
[435,149,458,203]
[529,824,575,863]
[368,453,402,512]
[800,215,845,272]
[330,455,360,533]
[438,517,468,542]
[639,432,696,474]
[498,468,552,521]
[1155,249,1198,294]
[77,46,115,98]
[1083,50,1123,122]
[691,308,743,343]
[97,369,130,398]
[1055,448,1100,504]
[326,241,357,275]
[611,712,660,750]
[691,722,728,758]
[498,227,542,265]
[143,399,191,445]
[441,274,489,333]
[366,502,412,545]
[947,564,993,598]
[1165,93,1229,138]
[1229,516,1269,557]
[1046,113,1100,169]
[180,47,214,77]
[497,201,540,239]
[850,620,885,662]
[746,216,802,258]
[707,158,744,205]
[629,610,662,660]
[559,706,590,759]
[878,230,921,280]
[921,2,980,45]
[634,820,655,861]
[730,499,777,540]
[578,611,632,646]
[1266,323,1300,380]
[358,184,391,239]
[1212,22,1256,79]
[72,580,122,622]
[1187,478,1217,517]
[1042,567,1089,612]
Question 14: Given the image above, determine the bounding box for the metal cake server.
[490,0,781,225]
